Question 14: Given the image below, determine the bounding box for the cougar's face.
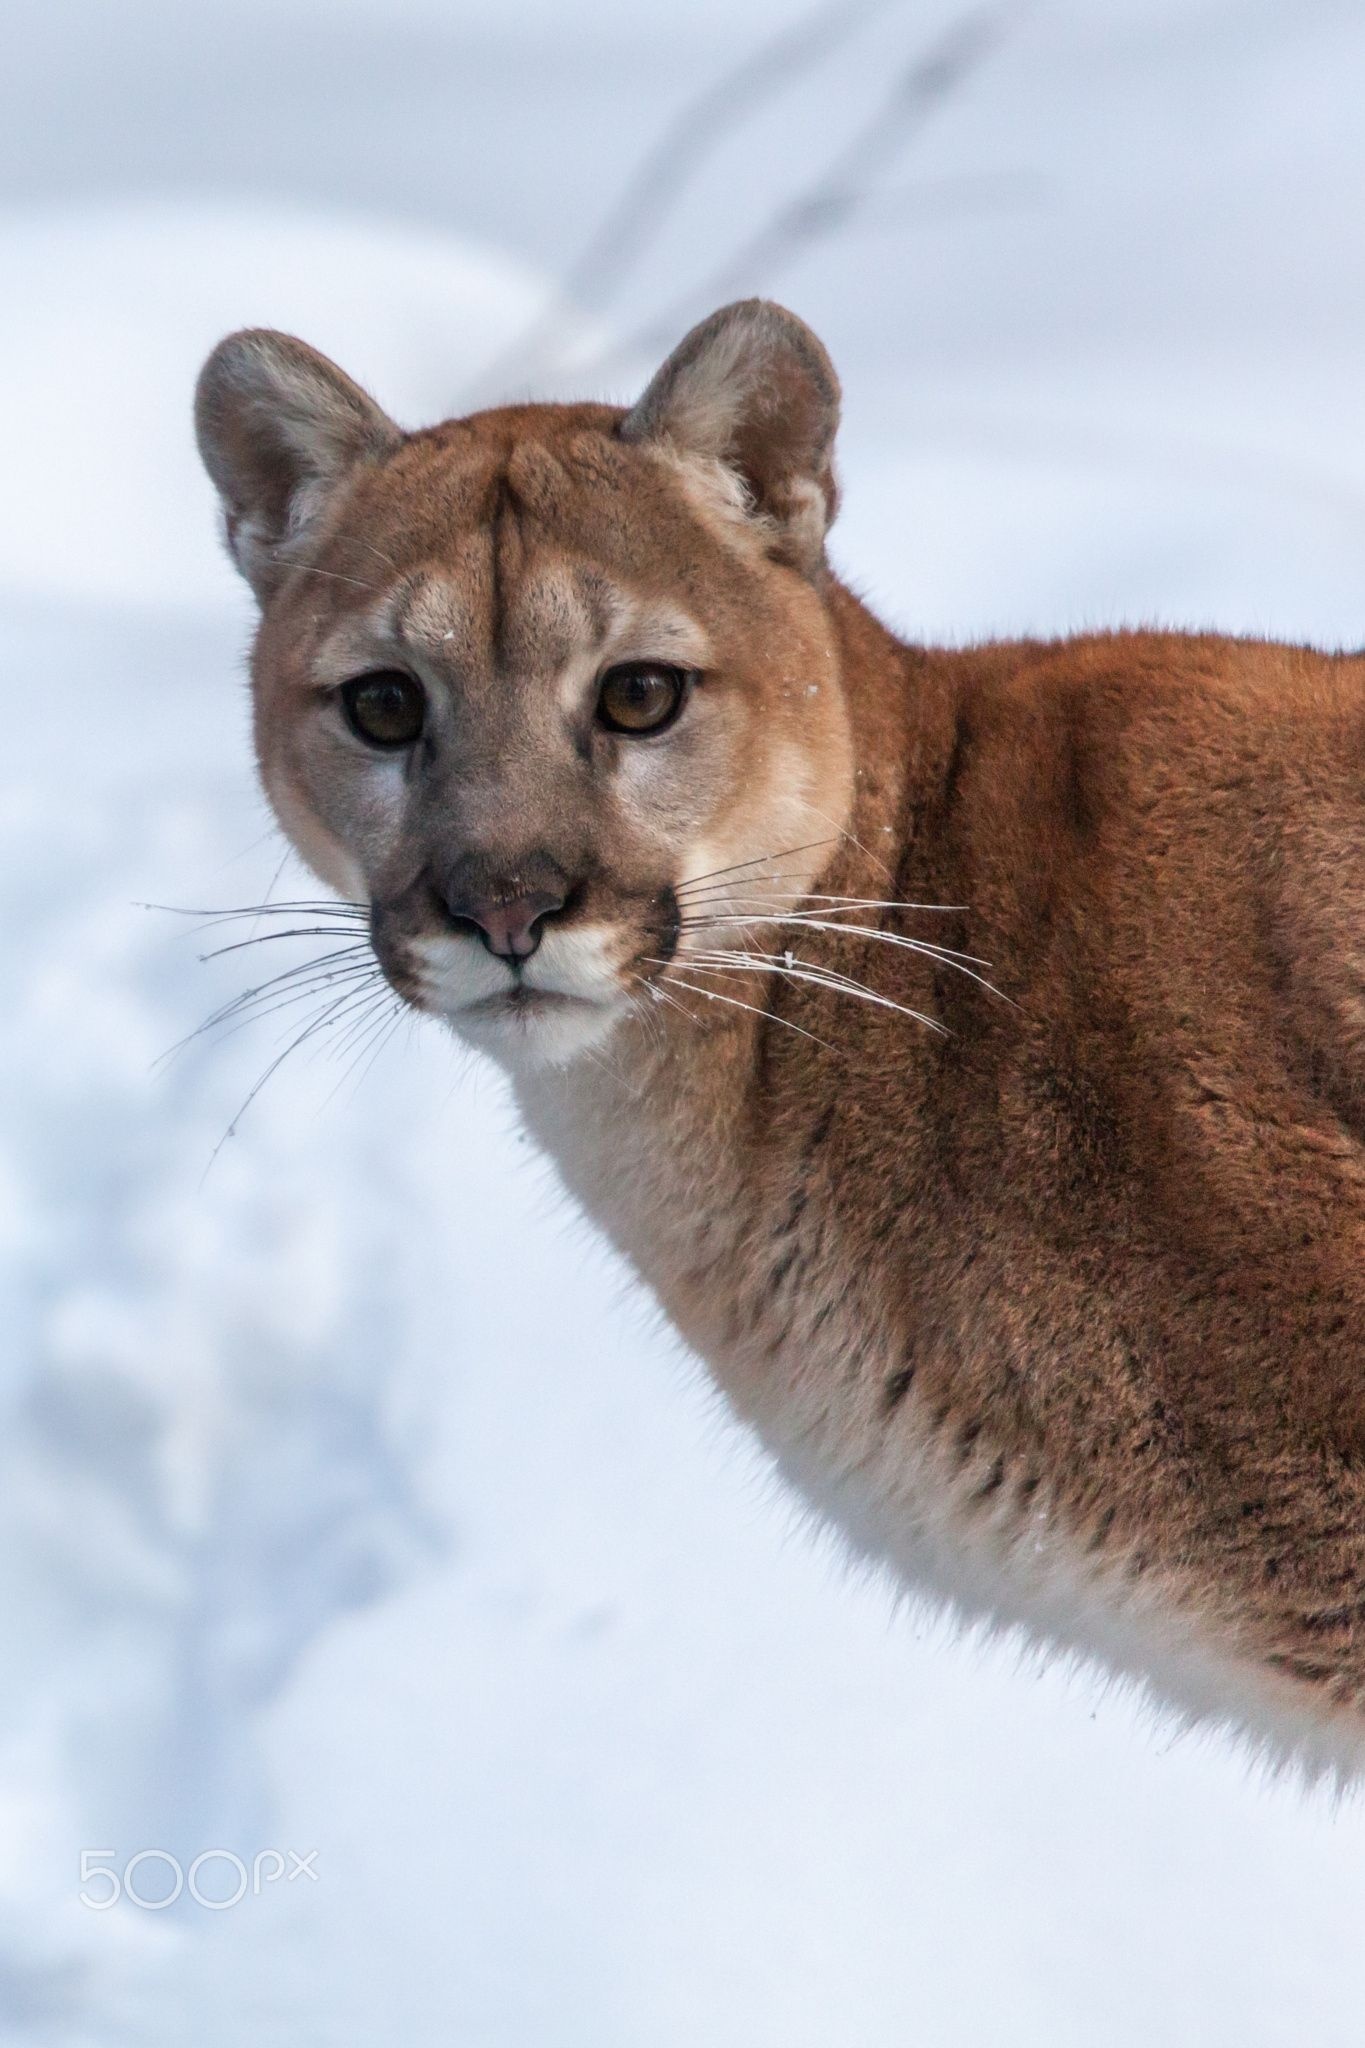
[197,305,853,1068]
[247,413,851,1070]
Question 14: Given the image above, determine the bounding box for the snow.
[0,199,583,611]
[6,2,1365,2041]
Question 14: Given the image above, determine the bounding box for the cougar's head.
[195,300,855,1069]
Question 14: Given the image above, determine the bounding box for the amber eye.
[340,670,426,749]
[596,662,689,736]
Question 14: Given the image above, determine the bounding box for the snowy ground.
[7,2,1365,2041]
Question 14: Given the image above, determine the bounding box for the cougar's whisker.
[347,1002,410,1094]
[644,961,834,1050]
[804,801,895,883]
[683,908,989,963]
[318,1005,403,1110]
[199,925,374,962]
[682,947,947,1036]
[162,979,377,1074]
[195,942,372,1018]
[624,979,667,1050]
[321,986,406,1089]
[203,976,391,1176]
[143,899,370,945]
[332,531,402,575]
[243,963,384,1040]
[265,975,394,1061]
[632,970,699,1033]
[159,949,378,1066]
[171,899,367,921]
[273,558,382,596]
[673,839,838,895]
[676,884,966,913]
[681,912,1008,1000]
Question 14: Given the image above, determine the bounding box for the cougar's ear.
[194,330,402,601]
[620,299,840,576]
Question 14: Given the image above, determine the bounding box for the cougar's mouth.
[393,926,632,1070]
[464,984,594,1019]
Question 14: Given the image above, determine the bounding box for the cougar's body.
[196,300,1365,1772]
[522,602,1365,1771]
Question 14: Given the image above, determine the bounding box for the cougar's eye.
[340,670,426,749]
[597,662,689,736]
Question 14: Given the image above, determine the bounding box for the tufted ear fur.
[620,299,841,576]
[194,329,402,602]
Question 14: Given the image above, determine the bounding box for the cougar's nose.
[442,883,568,962]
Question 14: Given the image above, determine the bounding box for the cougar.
[195,299,1365,1776]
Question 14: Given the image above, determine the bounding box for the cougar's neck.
[512,579,958,1363]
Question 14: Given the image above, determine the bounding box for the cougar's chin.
[405,928,631,1070]
[452,985,626,1069]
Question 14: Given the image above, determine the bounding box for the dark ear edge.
[194,329,402,600]
[620,298,841,575]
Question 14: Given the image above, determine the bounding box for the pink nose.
[445,888,565,961]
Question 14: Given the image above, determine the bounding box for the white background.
[5,2,1365,2040]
